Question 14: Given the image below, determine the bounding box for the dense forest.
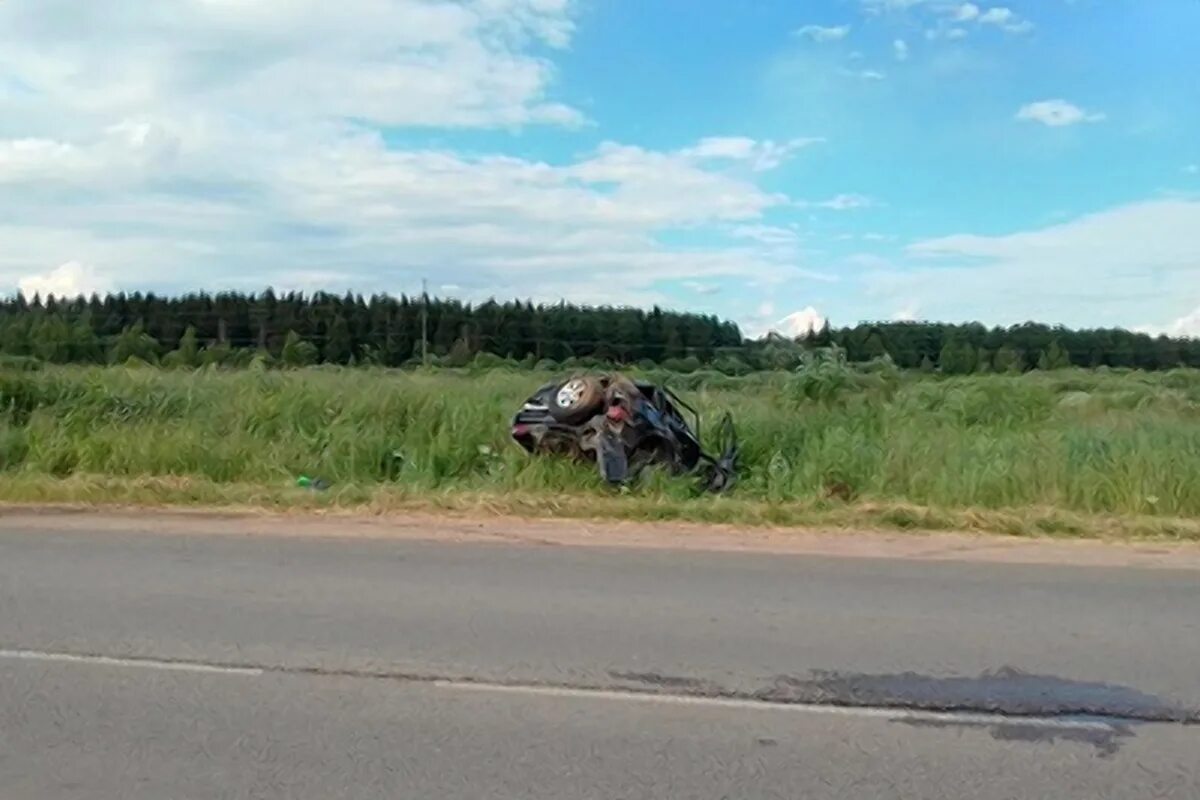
[0,290,1197,373]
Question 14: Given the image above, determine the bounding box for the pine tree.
[976,347,993,373]
[993,345,1024,374]
[1040,339,1071,370]
[108,322,161,365]
[323,315,352,364]
[938,339,976,375]
[69,315,103,363]
[166,325,201,368]
[0,316,32,356]
[444,338,474,367]
[863,331,888,361]
[812,319,834,348]
[615,313,644,363]
[31,314,73,363]
[663,323,685,359]
[281,330,318,367]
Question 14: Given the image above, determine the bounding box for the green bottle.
[296,475,330,490]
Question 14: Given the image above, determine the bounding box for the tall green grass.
[2,363,1200,529]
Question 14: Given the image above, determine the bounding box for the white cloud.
[0,129,819,305]
[951,3,1032,32]
[794,24,851,42]
[861,0,1031,31]
[0,1,829,310]
[953,3,981,21]
[893,39,910,61]
[1166,307,1200,338]
[0,138,91,182]
[680,136,824,171]
[992,17,1034,34]
[843,253,896,273]
[897,1,1032,38]
[0,120,183,185]
[730,224,801,245]
[1016,100,1106,127]
[892,304,920,322]
[824,193,875,210]
[836,66,887,80]
[864,199,1200,330]
[683,281,721,296]
[771,306,827,338]
[804,193,876,211]
[0,0,583,133]
[741,299,824,340]
[18,261,113,299]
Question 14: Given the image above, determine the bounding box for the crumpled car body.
[510,373,738,492]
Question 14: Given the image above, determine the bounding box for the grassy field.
[2,361,1200,539]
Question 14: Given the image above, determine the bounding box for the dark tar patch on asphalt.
[752,665,1195,724]
[898,716,1136,758]
[609,664,1195,757]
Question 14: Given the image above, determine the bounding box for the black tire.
[549,375,603,424]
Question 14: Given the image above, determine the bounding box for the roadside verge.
[3,503,1200,571]
[2,472,1200,543]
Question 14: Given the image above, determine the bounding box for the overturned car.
[510,373,739,492]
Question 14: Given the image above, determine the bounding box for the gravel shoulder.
[3,504,1200,570]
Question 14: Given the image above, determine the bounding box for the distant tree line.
[0,291,742,369]
[815,320,1199,374]
[0,290,1197,373]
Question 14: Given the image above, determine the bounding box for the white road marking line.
[0,648,263,676]
[0,648,1134,731]
[434,680,1121,732]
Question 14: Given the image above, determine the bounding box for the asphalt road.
[2,519,1198,799]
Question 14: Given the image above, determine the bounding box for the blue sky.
[1,0,1198,337]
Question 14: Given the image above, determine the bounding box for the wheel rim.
[556,379,587,408]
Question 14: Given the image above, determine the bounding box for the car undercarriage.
[510,373,739,492]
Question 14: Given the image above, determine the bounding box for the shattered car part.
[510,373,739,492]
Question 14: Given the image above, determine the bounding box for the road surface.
[1,514,1198,798]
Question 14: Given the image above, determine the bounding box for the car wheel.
[549,376,603,424]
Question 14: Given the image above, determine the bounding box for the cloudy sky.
[2,0,1198,337]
